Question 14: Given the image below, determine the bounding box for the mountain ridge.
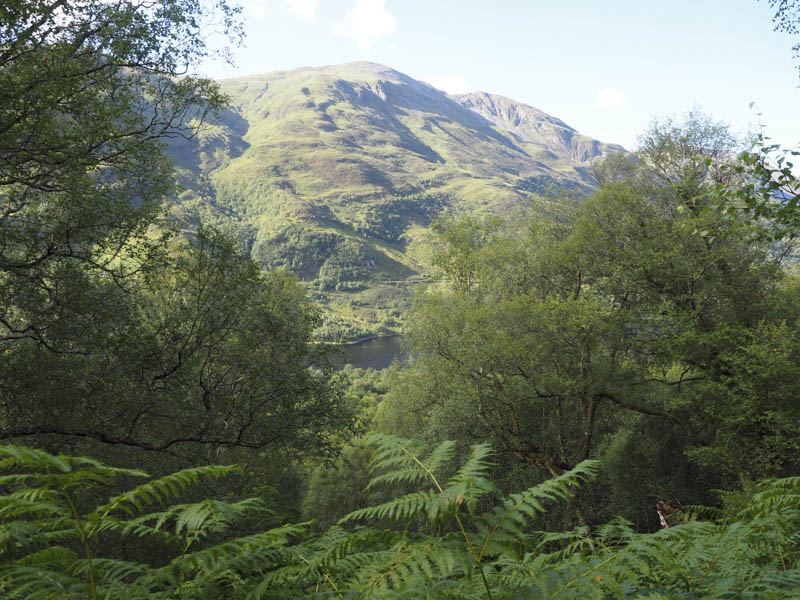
[170,61,624,339]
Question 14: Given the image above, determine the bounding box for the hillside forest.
[2,0,800,598]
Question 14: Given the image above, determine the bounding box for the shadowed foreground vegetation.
[1,439,799,599]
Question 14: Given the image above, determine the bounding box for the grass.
[168,61,620,339]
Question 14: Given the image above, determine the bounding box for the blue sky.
[200,0,800,152]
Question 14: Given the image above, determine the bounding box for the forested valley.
[2,1,800,598]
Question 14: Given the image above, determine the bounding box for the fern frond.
[0,563,85,600]
[174,497,265,539]
[73,557,150,584]
[367,467,436,491]
[0,493,66,520]
[366,435,429,474]
[419,440,458,479]
[593,516,636,546]
[444,443,497,514]
[0,446,74,474]
[340,489,441,524]
[364,435,441,493]
[95,513,181,546]
[172,521,310,573]
[14,545,78,566]
[739,476,800,519]
[304,525,395,569]
[92,464,240,518]
[346,535,466,595]
[529,526,594,563]
[0,446,146,489]
[745,568,800,594]
[475,460,599,559]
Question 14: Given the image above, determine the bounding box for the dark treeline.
[2,0,800,598]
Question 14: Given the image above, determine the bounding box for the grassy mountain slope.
[169,62,624,339]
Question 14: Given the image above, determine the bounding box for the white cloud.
[334,0,397,53]
[283,0,317,20]
[424,74,475,95]
[241,0,317,21]
[595,87,627,108]
[240,0,267,19]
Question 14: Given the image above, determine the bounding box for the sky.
[199,0,800,152]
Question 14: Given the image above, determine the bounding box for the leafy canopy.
[0,1,355,462]
[0,0,240,350]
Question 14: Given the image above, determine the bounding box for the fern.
[2,440,800,598]
[330,436,599,599]
[91,464,239,519]
[475,460,599,561]
[0,445,272,600]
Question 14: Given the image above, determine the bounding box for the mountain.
[169,62,624,339]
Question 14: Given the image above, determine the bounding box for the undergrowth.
[0,438,797,598]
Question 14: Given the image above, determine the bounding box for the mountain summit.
[170,62,624,338]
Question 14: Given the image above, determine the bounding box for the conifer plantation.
[1,1,800,598]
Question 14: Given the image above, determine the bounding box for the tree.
[711,137,799,240]
[635,109,739,197]
[0,0,240,351]
[0,2,356,464]
[0,228,356,462]
[707,2,800,239]
[382,113,800,524]
[766,0,800,77]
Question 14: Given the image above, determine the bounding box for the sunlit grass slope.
[168,62,624,339]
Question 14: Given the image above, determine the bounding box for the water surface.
[337,335,406,370]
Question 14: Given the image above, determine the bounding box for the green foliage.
[301,368,394,527]
[710,135,800,241]
[1,226,355,462]
[0,0,240,353]
[512,479,800,598]
[383,112,800,531]
[0,444,283,600]
[429,215,504,292]
[3,440,800,598]
[252,225,342,280]
[1,1,352,466]
[301,441,376,530]
[316,240,372,292]
[353,194,448,242]
[244,436,598,598]
[635,109,740,198]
